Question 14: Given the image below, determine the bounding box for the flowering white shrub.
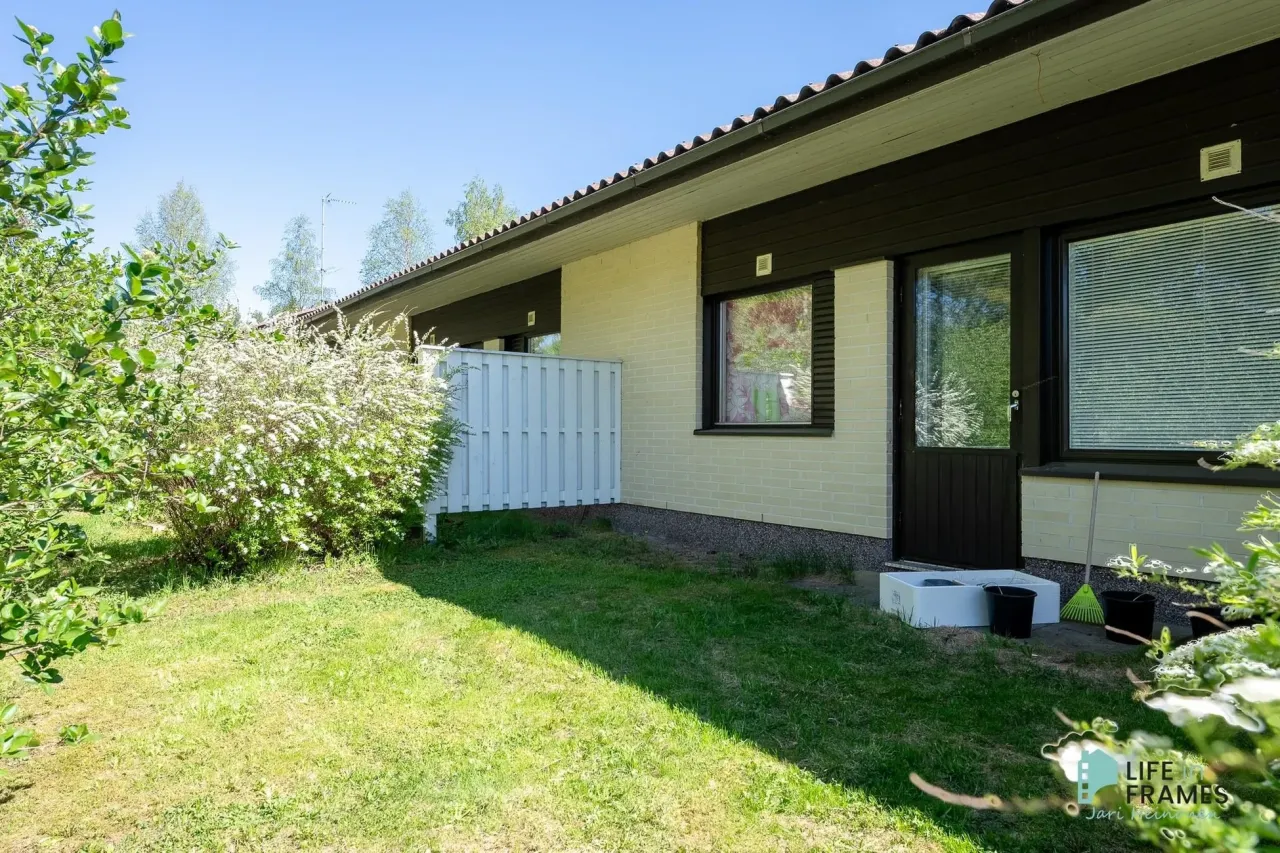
[159,314,456,565]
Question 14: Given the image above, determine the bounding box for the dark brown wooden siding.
[702,41,1280,295]
[900,451,1020,568]
[410,270,560,346]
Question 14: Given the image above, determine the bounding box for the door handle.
[1008,390,1020,422]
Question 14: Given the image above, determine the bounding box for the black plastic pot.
[986,585,1037,639]
[1189,605,1225,639]
[1101,590,1156,644]
[1188,605,1263,639]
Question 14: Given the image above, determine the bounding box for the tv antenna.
[319,193,356,292]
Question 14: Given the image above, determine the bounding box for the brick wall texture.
[561,222,894,539]
[1021,477,1262,569]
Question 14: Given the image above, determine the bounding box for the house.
[304,0,1280,576]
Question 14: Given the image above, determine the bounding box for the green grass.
[0,513,1163,851]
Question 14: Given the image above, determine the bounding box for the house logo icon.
[1076,746,1120,804]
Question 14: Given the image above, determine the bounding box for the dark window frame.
[1049,187,1280,467]
[501,331,561,354]
[696,272,835,437]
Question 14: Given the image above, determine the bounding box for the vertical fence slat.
[563,361,579,506]
[525,362,541,507]
[547,361,562,507]
[487,353,504,509]
[466,353,486,513]
[445,353,462,513]
[509,362,525,508]
[611,362,621,503]
[591,366,602,504]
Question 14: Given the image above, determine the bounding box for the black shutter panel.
[810,274,835,430]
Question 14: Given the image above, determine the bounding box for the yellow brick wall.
[1022,477,1265,570]
[560,222,894,539]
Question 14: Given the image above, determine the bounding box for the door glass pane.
[915,255,1011,448]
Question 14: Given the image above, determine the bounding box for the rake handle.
[1083,471,1100,584]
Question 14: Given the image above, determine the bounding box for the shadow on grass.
[71,514,223,598]
[379,511,1165,853]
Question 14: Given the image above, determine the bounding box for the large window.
[1067,205,1280,452]
[718,285,813,424]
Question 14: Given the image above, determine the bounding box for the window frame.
[1052,190,1280,466]
[696,273,835,437]
[500,331,561,354]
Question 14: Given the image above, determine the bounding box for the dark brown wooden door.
[898,241,1021,568]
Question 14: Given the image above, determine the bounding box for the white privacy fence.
[421,346,622,538]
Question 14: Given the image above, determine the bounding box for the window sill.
[1021,461,1280,488]
[694,426,833,437]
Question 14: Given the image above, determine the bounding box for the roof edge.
[305,0,1092,323]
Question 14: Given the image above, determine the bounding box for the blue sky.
[7,1,967,313]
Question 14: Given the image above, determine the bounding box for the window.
[1066,205,1280,453]
[501,332,561,354]
[701,274,833,434]
[719,285,813,424]
[527,333,561,355]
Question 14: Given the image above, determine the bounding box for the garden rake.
[1061,471,1105,624]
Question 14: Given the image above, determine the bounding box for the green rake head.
[1061,583,1104,625]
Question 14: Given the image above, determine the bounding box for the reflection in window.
[915,255,1011,449]
[527,333,561,355]
[719,285,812,424]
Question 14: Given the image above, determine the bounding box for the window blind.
[1068,206,1280,451]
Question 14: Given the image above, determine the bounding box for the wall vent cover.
[1201,140,1242,181]
[755,253,773,277]
[527,310,536,326]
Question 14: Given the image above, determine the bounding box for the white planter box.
[879,570,1060,629]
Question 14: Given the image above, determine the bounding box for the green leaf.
[59,722,99,745]
[15,19,38,44]
[99,18,123,45]
[49,483,79,500]
[40,365,65,389]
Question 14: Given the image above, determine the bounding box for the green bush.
[2,13,230,762]
[156,316,457,566]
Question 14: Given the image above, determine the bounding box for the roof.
[303,0,1031,321]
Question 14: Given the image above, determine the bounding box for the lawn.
[0,512,1165,852]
